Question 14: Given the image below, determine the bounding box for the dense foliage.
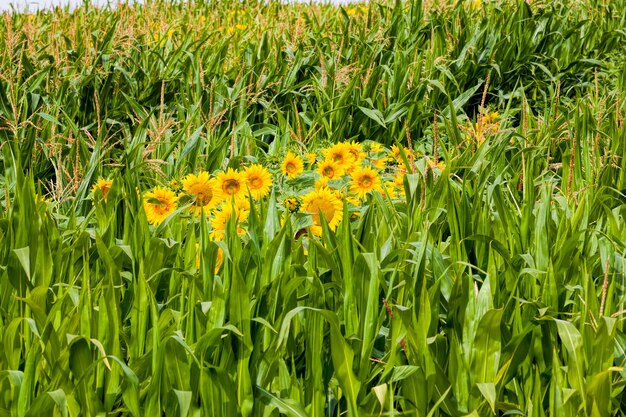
[1,0,626,415]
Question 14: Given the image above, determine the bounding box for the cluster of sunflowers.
[461,111,502,145]
[92,141,440,240]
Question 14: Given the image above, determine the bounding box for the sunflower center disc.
[197,191,212,205]
[225,180,240,194]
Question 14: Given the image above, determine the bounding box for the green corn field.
[1,0,626,415]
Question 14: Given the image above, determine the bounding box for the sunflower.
[215,247,224,272]
[244,164,273,199]
[284,196,300,213]
[169,179,183,192]
[483,111,500,124]
[317,160,344,180]
[314,176,330,190]
[210,203,249,240]
[346,141,366,170]
[301,187,343,235]
[233,197,251,212]
[393,172,406,188]
[391,173,406,199]
[144,186,178,225]
[346,195,361,207]
[369,142,384,153]
[306,152,317,164]
[350,166,382,198]
[91,178,113,201]
[281,152,304,179]
[426,158,446,171]
[390,145,402,160]
[183,171,221,214]
[334,188,361,208]
[472,111,501,144]
[321,142,354,171]
[380,181,398,200]
[216,168,246,201]
[195,243,224,273]
[371,157,387,171]
[390,145,415,163]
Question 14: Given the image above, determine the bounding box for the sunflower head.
[234,197,251,212]
[381,181,398,200]
[170,178,183,192]
[284,196,301,213]
[183,171,221,214]
[473,111,501,143]
[196,243,224,273]
[426,158,446,172]
[314,177,330,190]
[371,158,387,171]
[306,152,317,164]
[368,142,384,153]
[210,202,249,240]
[390,145,402,160]
[317,160,344,180]
[215,247,224,272]
[322,143,354,170]
[143,186,178,225]
[346,141,366,171]
[390,145,415,163]
[350,166,382,198]
[300,187,343,236]
[483,111,500,123]
[217,168,246,201]
[244,164,273,199]
[92,178,113,201]
[281,152,304,179]
[393,172,406,188]
[345,195,361,207]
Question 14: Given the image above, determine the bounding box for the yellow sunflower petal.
[183,171,221,214]
[281,152,304,179]
[317,159,344,180]
[244,164,273,199]
[92,178,113,201]
[321,142,354,172]
[216,168,246,201]
[300,187,343,235]
[350,166,382,198]
[144,186,178,225]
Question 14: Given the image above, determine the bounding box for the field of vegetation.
[1,0,626,415]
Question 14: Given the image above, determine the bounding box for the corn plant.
[1,0,626,415]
